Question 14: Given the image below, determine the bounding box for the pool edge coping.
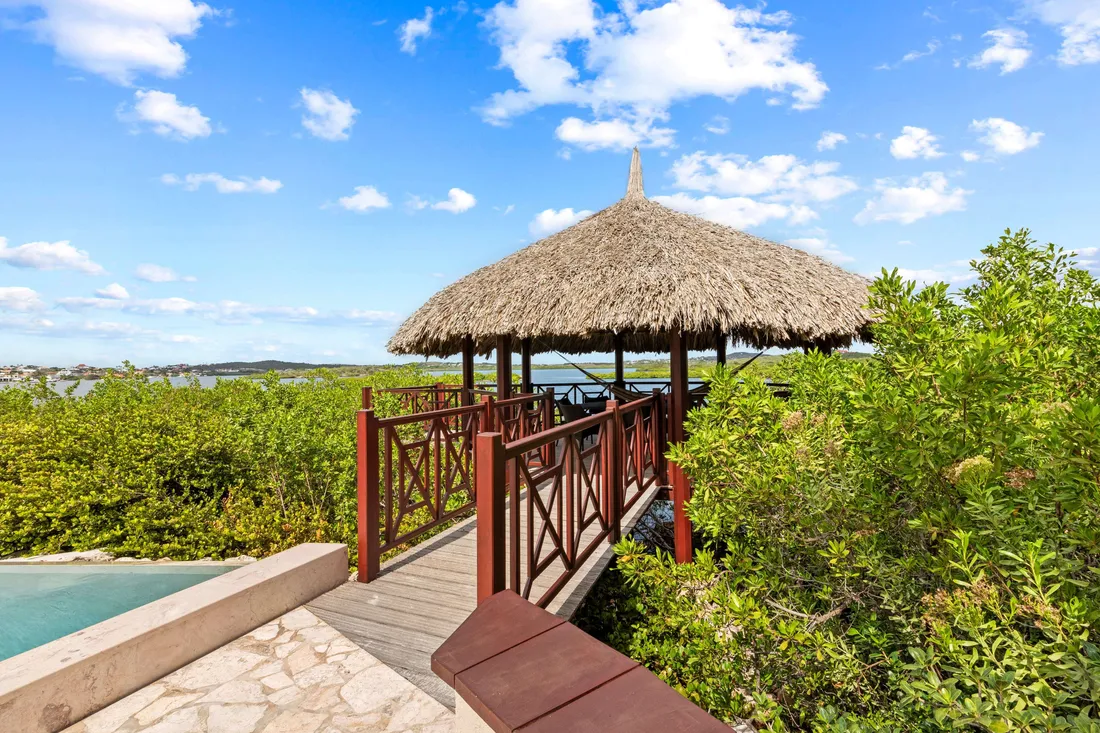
[0,542,348,733]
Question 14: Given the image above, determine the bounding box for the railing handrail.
[491,391,544,408]
[374,401,485,428]
[618,393,657,415]
[502,408,612,459]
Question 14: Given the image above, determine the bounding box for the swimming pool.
[0,564,238,661]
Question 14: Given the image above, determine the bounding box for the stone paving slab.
[64,608,454,733]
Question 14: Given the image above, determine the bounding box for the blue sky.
[1,0,1098,367]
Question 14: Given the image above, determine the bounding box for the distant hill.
[195,360,355,373]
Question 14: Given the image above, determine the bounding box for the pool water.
[0,564,237,661]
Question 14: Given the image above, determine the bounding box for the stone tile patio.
[64,608,454,733]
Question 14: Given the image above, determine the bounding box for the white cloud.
[816,131,847,151]
[481,0,827,149]
[669,151,859,204]
[555,115,675,150]
[968,29,1031,74]
[529,207,594,236]
[877,40,941,70]
[122,90,212,140]
[339,186,392,212]
[0,286,44,311]
[704,115,730,135]
[1073,246,1099,271]
[56,289,400,327]
[299,88,359,141]
[1020,0,1100,65]
[96,283,130,300]
[785,237,854,264]
[432,188,477,213]
[970,117,1043,155]
[162,173,283,193]
[961,150,981,162]
[9,0,214,85]
[889,126,945,160]
[895,267,975,286]
[854,172,972,225]
[135,263,196,283]
[654,193,815,229]
[399,7,434,54]
[0,237,105,274]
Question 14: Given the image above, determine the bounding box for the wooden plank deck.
[307,482,661,708]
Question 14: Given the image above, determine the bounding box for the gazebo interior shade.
[388,149,873,358]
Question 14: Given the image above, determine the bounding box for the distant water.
[0,374,308,398]
[0,367,703,399]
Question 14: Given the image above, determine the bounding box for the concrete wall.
[0,543,348,733]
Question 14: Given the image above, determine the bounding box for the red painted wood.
[669,330,693,564]
[462,335,476,406]
[496,334,513,401]
[518,665,732,732]
[361,386,372,410]
[476,432,507,604]
[520,338,533,395]
[454,622,637,732]
[430,591,564,688]
[358,409,381,582]
[605,399,622,543]
[613,334,625,387]
[653,388,666,484]
[541,387,555,465]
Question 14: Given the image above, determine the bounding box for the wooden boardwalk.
[307,484,661,708]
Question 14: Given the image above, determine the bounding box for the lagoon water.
[0,365,704,400]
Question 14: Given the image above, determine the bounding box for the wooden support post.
[434,381,446,412]
[462,335,476,406]
[361,386,372,410]
[605,400,622,543]
[476,432,506,604]
[716,332,727,368]
[496,334,513,401]
[357,409,381,582]
[669,331,693,564]
[613,333,625,388]
[520,338,533,395]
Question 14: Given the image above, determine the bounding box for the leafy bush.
[604,230,1100,731]
[0,364,441,564]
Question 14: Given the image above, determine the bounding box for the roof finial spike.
[625,147,644,199]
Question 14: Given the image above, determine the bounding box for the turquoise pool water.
[0,564,237,661]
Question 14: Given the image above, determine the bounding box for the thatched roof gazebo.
[389,149,871,561]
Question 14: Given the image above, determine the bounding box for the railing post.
[605,400,622,544]
[357,409,381,582]
[476,432,506,604]
[653,389,667,484]
[480,394,495,433]
[542,388,555,466]
[361,386,372,410]
[434,381,446,412]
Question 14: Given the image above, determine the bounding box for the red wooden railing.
[476,394,664,608]
[370,383,464,414]
[619,390,664,512]
[490,390,554,444]
[357,401,485,581]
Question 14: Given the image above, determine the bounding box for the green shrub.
[606,230,1100,731]
[0,364,436,564]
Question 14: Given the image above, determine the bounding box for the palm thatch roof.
[389,149,872,357]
